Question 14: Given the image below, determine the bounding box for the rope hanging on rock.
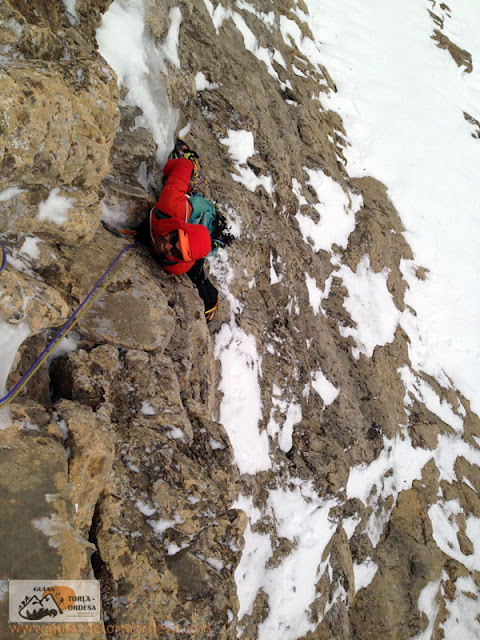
[0,242,6,272]
[0,241,141,410]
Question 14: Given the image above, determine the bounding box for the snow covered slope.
[305,0,480,415]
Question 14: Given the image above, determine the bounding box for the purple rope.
[0,243,6,272]
[0,241,140,407]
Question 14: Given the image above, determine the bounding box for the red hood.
[150,215,211,267]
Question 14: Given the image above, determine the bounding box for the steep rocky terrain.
[1,1,479,639]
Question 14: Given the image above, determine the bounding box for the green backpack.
[188,194,233,256]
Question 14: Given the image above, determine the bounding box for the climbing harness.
[0,240,141,410]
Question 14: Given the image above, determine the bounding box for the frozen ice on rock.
[0,321,30,430]
[96,0,179,166]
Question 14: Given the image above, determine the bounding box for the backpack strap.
[152,207,170,221]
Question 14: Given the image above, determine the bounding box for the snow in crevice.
[411,572,445,640]
[214,321,270,475]
[96,0,179,167]
[267,384,302,453]
[353,557,378,593]
[304,273,323,317]
[399,365,464,434]
[0,321,30,430]
[0,187,24,202]
[19,237,42,261]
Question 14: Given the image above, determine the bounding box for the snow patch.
[294,169,362,254]
[428,500,480,572]
[347,431,432,546]
[47,332,80,365]
[353,558,378,593]
[62,0,79,24]
[37,188,74,225]
[0,321,30,430]
[234,520,273,619]
[19,237,41,261]
[220,129,273,195]
[303,0,480,414]
[310,369,339,407]
[441,574,480,639]
[215,323,271,474]
[195,72,219,91]
[140,401,157,416]
[257,485,338,639]
[136,500,157,517]
[337,255,401,359]
[101,199,131,228]
[32,515,67,548]
[399,366,464,434]
[267,385,302,453]
[304,274,323,316]
[0,187,23,202]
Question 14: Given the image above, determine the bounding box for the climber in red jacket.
[149,156,211,274]
[148,141,222,322]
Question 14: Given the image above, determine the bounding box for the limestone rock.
[0,265,68,332]
[0,424,102,640]
[54,399,115,537]
[0,0,119,249]
[0,61,118,192]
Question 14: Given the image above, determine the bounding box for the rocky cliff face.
[1,1,480,639]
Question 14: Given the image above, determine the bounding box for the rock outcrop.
[1,1,479,639]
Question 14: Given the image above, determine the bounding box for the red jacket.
[150,158,211,274]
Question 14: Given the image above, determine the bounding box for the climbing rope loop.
[0,241,141,410]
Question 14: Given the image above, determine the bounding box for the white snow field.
[303,0,480,416]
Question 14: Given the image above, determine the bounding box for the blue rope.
[0,243,6,272]
[0,241,141,409]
